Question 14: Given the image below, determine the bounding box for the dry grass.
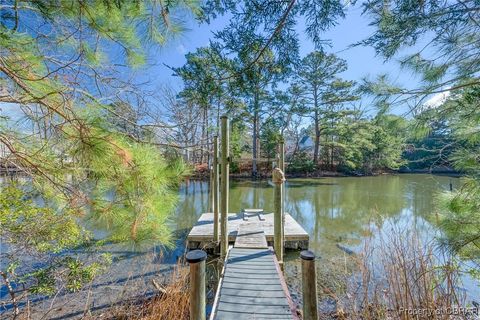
[140,265,190,320]
[320,228,469,320]
[92,256,222,320]
[92,263,191,320]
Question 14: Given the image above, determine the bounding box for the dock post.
[279,137,285,172]
[213,135,220,243]
[301,250,318,320]
[278,138,285,261]
[209,164,214,212]
[220,116,229,258]
[272,167,285,267]
[187,250,207,320]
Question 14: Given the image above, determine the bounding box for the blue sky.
[135,4,425,114]
[1,5,433,121]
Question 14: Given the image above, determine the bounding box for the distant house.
[299,135,314,152]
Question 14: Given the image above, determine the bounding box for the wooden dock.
[185,118,316,320]
[187,210,309,251]
[210,220,298,319]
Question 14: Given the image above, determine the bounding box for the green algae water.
[3,174,478,318]
[177,174,457,257]
[175,174,478,302]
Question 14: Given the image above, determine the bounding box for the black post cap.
[186,250,207,263]
[300,250,315,261]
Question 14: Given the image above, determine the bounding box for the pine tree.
[293,51,357,166]
[361,0,480,266]
[0,1,199,313]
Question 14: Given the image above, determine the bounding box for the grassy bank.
[90,228,472,320]
[286,228,472,320]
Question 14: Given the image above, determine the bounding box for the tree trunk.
[216,101,221,132]
[313,86,320,167]
[201,106,208,164]
[205,106,209,165]
[252,94,259,178]
[330,115,335,171]
[314,109,320,166]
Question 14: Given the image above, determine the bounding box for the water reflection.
[1,174,468,317]
[174,174,458,258]
[2,174,456,256]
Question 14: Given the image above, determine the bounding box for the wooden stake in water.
[213,135,220,243]
[301,250,318,320]
[187,250,207,320]
[220,116,230,258]
[272,166,285,267]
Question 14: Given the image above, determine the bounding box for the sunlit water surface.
[175,174,478,301]
[2,174,479,318]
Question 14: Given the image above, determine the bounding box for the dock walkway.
[187,210,309,250]
[211,219,297,319]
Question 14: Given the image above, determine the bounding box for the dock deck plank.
[213,245,296,319]
[187,212,309,250]
[198,208,302,319]
[213,248,295,319]
[234,222,268,249]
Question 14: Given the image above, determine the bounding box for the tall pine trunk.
[252,108,259,177]
[313,87,320,166]
[252,91,259,177]
[200,105,208,164]
[314,110,320,165]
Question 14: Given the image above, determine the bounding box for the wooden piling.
[209,165,214,212]
[186,250,207,320]
[278,138,285,262]
[213,135,219,243]
[220,116,229,258]
[301,250,318,320]
[278,138,285,172]
[272,167,285,267]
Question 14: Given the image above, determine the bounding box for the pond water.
[175,174,478,303]
[177,173,456,257]
[2,174,478,318]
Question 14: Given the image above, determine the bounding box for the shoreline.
[187,169,463,180]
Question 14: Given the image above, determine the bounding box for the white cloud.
[424,90,450,109]
[176,44,187,55]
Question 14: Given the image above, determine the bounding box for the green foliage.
[403,109,455,170]
[294,51,358,165]
[430,86,480,269]
[63,257,105,292]
[25,255,110,295]
[229,120,247,173]
[88,140,186,245]
[0,1,195,313]
[361,0,480,109]
[315,110,406,174]
[365,114,407,172]
[28,268,57,296]
[286,151,315,174]
[0,186,110,296]
[202,0,348,65]
[260,118,282,160]
[0,0,194,245]
[436,178,480,267]
[0,185,86,253]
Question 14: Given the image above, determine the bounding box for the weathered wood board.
[212,248,296,320]
[187,212,309,250]
[234,222,268,249]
